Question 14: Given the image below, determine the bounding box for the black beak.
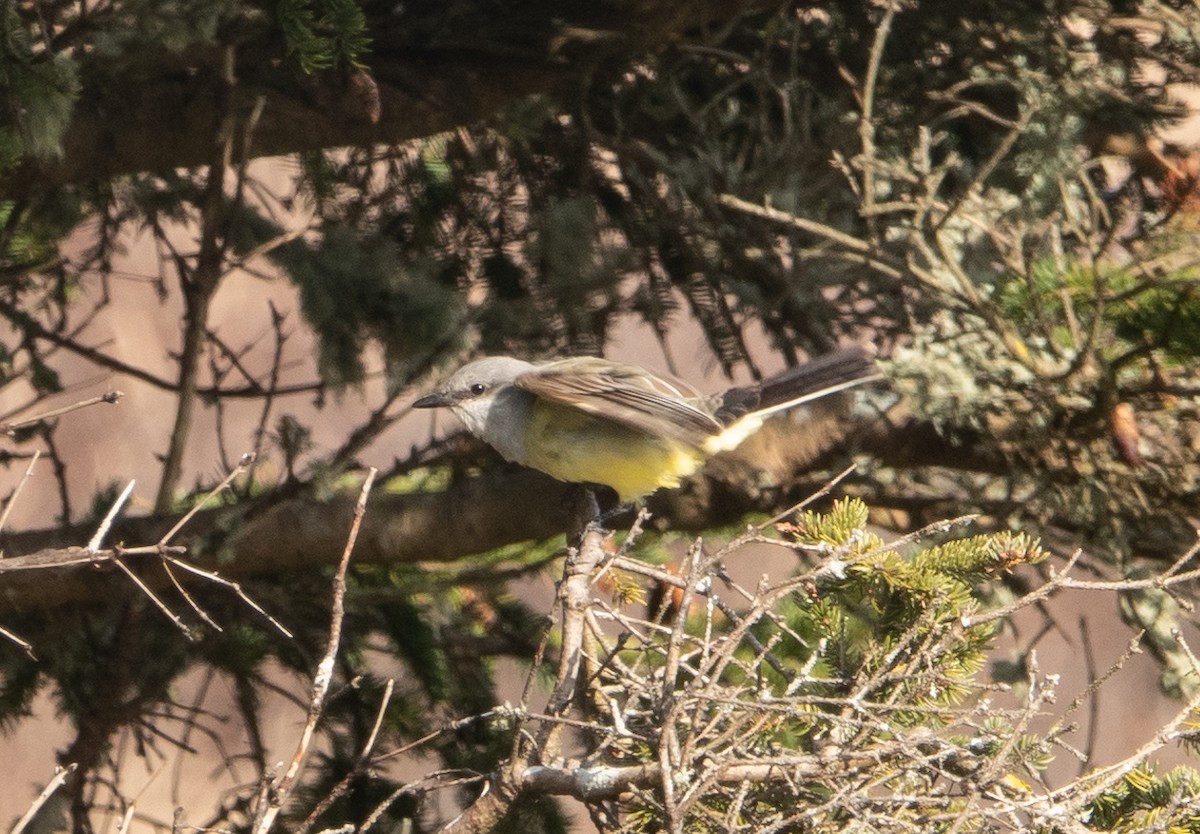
[412,392,452,409]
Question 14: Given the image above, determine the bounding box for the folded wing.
[515,358,721,447]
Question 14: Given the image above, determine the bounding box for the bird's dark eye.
[469,382,487,396]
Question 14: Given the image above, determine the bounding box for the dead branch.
[435,489,611,834]
[294,678,395,834]
[86,478,135,552]
[0,392,122,436]
[0,449,40,537]
[8,765,78,834]
[252,468,377,834]
[0,412,1064,614]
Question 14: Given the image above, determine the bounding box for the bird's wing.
[515,358,722,447]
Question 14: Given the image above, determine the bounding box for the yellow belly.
[522,400,703,501]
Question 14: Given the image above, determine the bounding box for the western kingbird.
[412,348,879,500]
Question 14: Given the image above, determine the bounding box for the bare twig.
[206,327,267,393]
[0,296,325,400]
[294,678,395,834]
[361,772,483,834]
[208,349,239,474]
[158,560,223,633]
[115,804,136,834]
[154,46,244,514]
[253,467,377,834]
[1029,630,1200,817]
[8,764,77,834]
[0,622,34,659]
[372,708,509,768]
[1078,616,1101,775]
[520,756,825,801]
[160,554,293,638]
[229,227,308,268]
[0,449,40,539]
[111,555,196,640]
[8,457,278,637]
[857,3,898,244]
[717,193,905,279]
[42,426,70,523]
[0,391,122,435]
[157,453,255,545]
[86,479,136,552]
[437,490,608,834]
[756,461,858,531]
[0,543,188,574]
[247,302,289,491]
[961,541,1200,629]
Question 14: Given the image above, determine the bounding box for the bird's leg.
[565,483,605,545]
[565,482,635,528]
[599,501,640,526]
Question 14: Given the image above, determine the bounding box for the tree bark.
[0,411,987,613]
[3,1,773,197]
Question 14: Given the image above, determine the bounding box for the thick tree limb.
[0,467,574,612]
[0,410,984,613]
[5,2,772,197]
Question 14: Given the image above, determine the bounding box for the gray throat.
[470,385,536,466]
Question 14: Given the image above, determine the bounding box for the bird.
[412,348,880,501]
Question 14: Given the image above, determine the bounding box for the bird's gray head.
[412,356,536,439]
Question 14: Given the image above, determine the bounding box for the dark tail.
[715,347,880,425]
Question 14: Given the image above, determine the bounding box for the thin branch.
[252,467,377,834]
[961,541,1200,629]
[0,543,188,573]
[361,772,483,834]
[115,804,136,834]
[372,709,509,768]
[0,289,324,401]
[0,449,40,539]
[160,555,293,639]
[0,622,34,659]
[362,679,395,762]
[41,419,71,524]
[318,332,466,477]
[206,349,237,474]
[8,764,77,834]
[543,492,607,725]
[1028,630,1200,817]
[857,3,898,244]
[437,490,608,834]
[205,328,268,393]
[520,756,825,801]
[159,560,223,633]
[247,302,289,492]
[157,453,255,545]
[931,105,1035,233]
[756,461,858,531]
[228,227,308,269]
[153,97,233,513]
[716,193,905,278]
[1078,616,1101,776]
[0,391,122,435]
[110,555,196,640]
[293,678,395,834]
[86,479,135,552]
